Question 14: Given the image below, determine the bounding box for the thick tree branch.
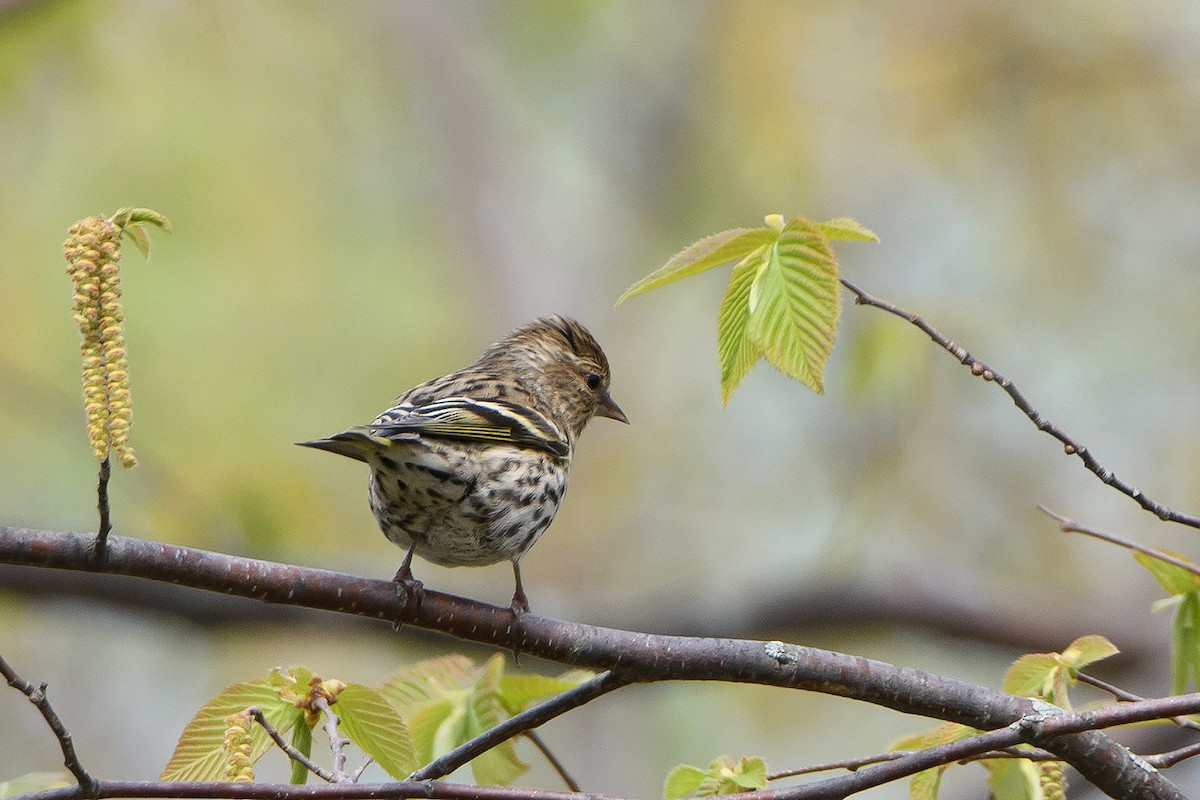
[0,526,1184,798]
[841,277,1200,530]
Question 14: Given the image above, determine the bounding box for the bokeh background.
[3,1,1200,796]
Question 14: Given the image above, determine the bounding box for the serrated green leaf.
[289,717,312,785]
[160,678,304,781]
[1134,550,1200,596]
[984,758,1043,800]
[817,217,879,242]
[744,218,840,393]
[407,696,457,766]
[1060,635,1119,671]
[336,683,417,779]
[663,764,708,800]
[380,655,478,719]
[1003,654,1061,697]
[498,669,594,715]
[615,227,776,306]
[717,245,769,404]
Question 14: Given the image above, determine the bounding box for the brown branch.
[0,654,98,796]
[409,670,626,781]
[1039,506,1200,578]
[247,707,333,783]
[1076,671,1200,733]
[91,456,111,562]
[0,525,1184,799]
[523,730,582,792]
[841,277,1200,530]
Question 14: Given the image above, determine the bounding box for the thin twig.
[409,670,628,781]
[841,277,1200,530]
[350,756,373,783]
[1075,672,1200,733]
[767,745,1059,780]
[1146,739,1200,769]
[314,697,349,783]
[523,730,582,791]
[0,653,98,796]
[248,707,333,783]
[92,456,111,562]
[1039,506,1200,578]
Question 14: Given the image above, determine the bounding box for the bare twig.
[841,277,1200,530]
[409,670,627,781]
[313,697,349,783]
[1039,506,1200,578]
[349,757,373,783]
[1147,740,1200,769]
[1076,672,1200,734]
[0,654,98,796]
[248,707,333,783]
[767,745,1059,780]
[92,456,111,562]
[523,730,582,791]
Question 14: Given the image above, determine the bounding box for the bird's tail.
[295,427,389,463]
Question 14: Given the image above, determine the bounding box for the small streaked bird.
[298,315,627,615]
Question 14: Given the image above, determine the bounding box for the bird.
[298,315,627,616]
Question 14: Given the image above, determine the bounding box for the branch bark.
[0,526,1184,798]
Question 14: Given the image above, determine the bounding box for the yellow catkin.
[222,710,256,783]
[63,215,137,467]
[1039,760,1066,800]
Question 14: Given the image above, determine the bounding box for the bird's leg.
[508,561,530,665]
[391,543,424,626]
[510,561,531,616]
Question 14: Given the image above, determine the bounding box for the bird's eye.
[585,372,602,390]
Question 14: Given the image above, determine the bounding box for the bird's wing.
[371,397,569,457]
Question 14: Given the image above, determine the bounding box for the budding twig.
[1039,506,1200,579]
[841,277,1200,530]
[0,653,98,797]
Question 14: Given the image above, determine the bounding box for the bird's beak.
[596,391,629,424]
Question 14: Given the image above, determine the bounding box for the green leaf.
[984,757,1043,800]
[124,224,153,259]
[1172,593,1200,694]
[816,216,879,242]
[745,218,840,393]
[160,678,305,781]
[380,655,478,720]
[663,765,708,800]
[1003,654,1060,698]
[1060,635,1119,671]
[1134,549,1200,596]
[615,227,775,306]
[464,654,526,786]
[0,773,70,799]
[336,683,418,779]
[725,756,767,789]
[716,245,768,403]
[379,654,525,785]
[907,764,945,800]
[497,669,594,715]
[890,724,975,800]
[289,718,312,785]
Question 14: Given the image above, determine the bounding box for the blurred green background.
[3,0,1200,796]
